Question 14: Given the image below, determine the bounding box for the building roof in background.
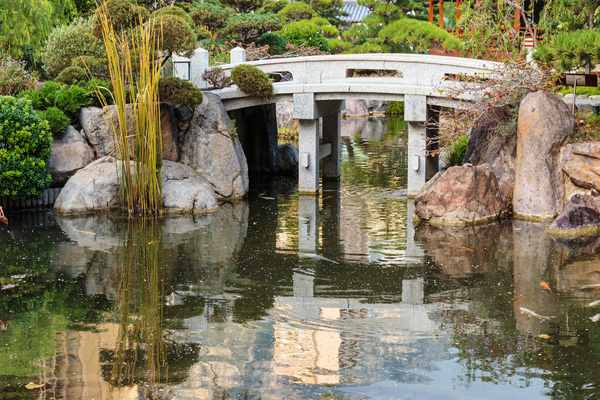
[340,4,371,23]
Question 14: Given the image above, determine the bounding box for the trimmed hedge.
[158,77,203,108]
[230,64,273,100]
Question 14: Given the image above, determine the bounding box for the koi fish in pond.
[540,281,552,292]
[591,313,600,322]
[519,307,554,320]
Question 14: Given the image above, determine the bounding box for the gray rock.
[341,99,369,117]
[79,106,118,157]
[174,105,195,133]
[180,92,249,199]
[514,91,574,219]
[548,194,600,237]
[48,126,94,186]
[463,106,516,202]
[414,163,504,226]
[79,104,180,161]
[162,161,219,214]
[53,157,123,214]
[562,142,600,191]
[54,157,219,214]
[276,101,298,131]
[278,143,298,176]
[365,100,388,115]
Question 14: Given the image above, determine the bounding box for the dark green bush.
[230,64,273,100]
[56,66,89,85]
[445,135,469,167]
[255,33,289,55]
[158,77,203,108]
[39,107,70,136]
[0,96,52,198]
[38,82,65,109]
[55,85,93,119]
[17,89,43,110]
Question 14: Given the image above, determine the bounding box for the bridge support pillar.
[322,112,341,180]
[406,95,440,198]
[298,119,320,194]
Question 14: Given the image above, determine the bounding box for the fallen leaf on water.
[25,383,43,390]
[323,195,333,200]
[74,229,96,236]
[540,281,552,292]
[539,334,550,339]
[0,206,7,225]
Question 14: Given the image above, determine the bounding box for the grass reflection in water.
[109,217,167,398]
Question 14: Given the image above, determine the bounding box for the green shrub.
[158,77,203,108]
[55,85,93,119]
[278,21,330,52]
[0,96,52,198]
[71,55,105,75]
[38,81,65,108]
[17,89,43,110]
[0,56,37,96]
[255,33,289,55]
[230,64,273,100]
[38,107,69,136]
[444,135,469,167]
[56,66,89,85]
[386,101,404,115]
[42,17,105,78]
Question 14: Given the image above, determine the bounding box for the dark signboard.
[561,73,598,87]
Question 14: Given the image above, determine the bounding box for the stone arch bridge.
[175,50,500,196]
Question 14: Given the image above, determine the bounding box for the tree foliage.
[221,13,282,43]
[379,18,461,53]
[0,0,77,66]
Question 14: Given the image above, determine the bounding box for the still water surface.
[2,116,600,399]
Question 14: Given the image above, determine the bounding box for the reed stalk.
[95,2,163,216]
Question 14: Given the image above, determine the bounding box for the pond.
[2,116,600,400]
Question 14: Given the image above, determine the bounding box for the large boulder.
[513,91,574,219]
[179,92,249,199]
[365,100,388,115]
[278,143,299,176]
[341,99,368,117]
[79,103,180,161]
[53,157,122,214]
[548,194,600,237]
[162,161,218,214]
[562,142,600,191]
[54,158,218,214]
[463,106,516,201]
[414,164,504,226]
[48,126,94,186]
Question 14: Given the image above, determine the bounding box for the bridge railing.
[173,47,502,93]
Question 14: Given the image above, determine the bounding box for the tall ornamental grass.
[95,2,163,216]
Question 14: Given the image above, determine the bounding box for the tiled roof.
[340,4,371,23]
